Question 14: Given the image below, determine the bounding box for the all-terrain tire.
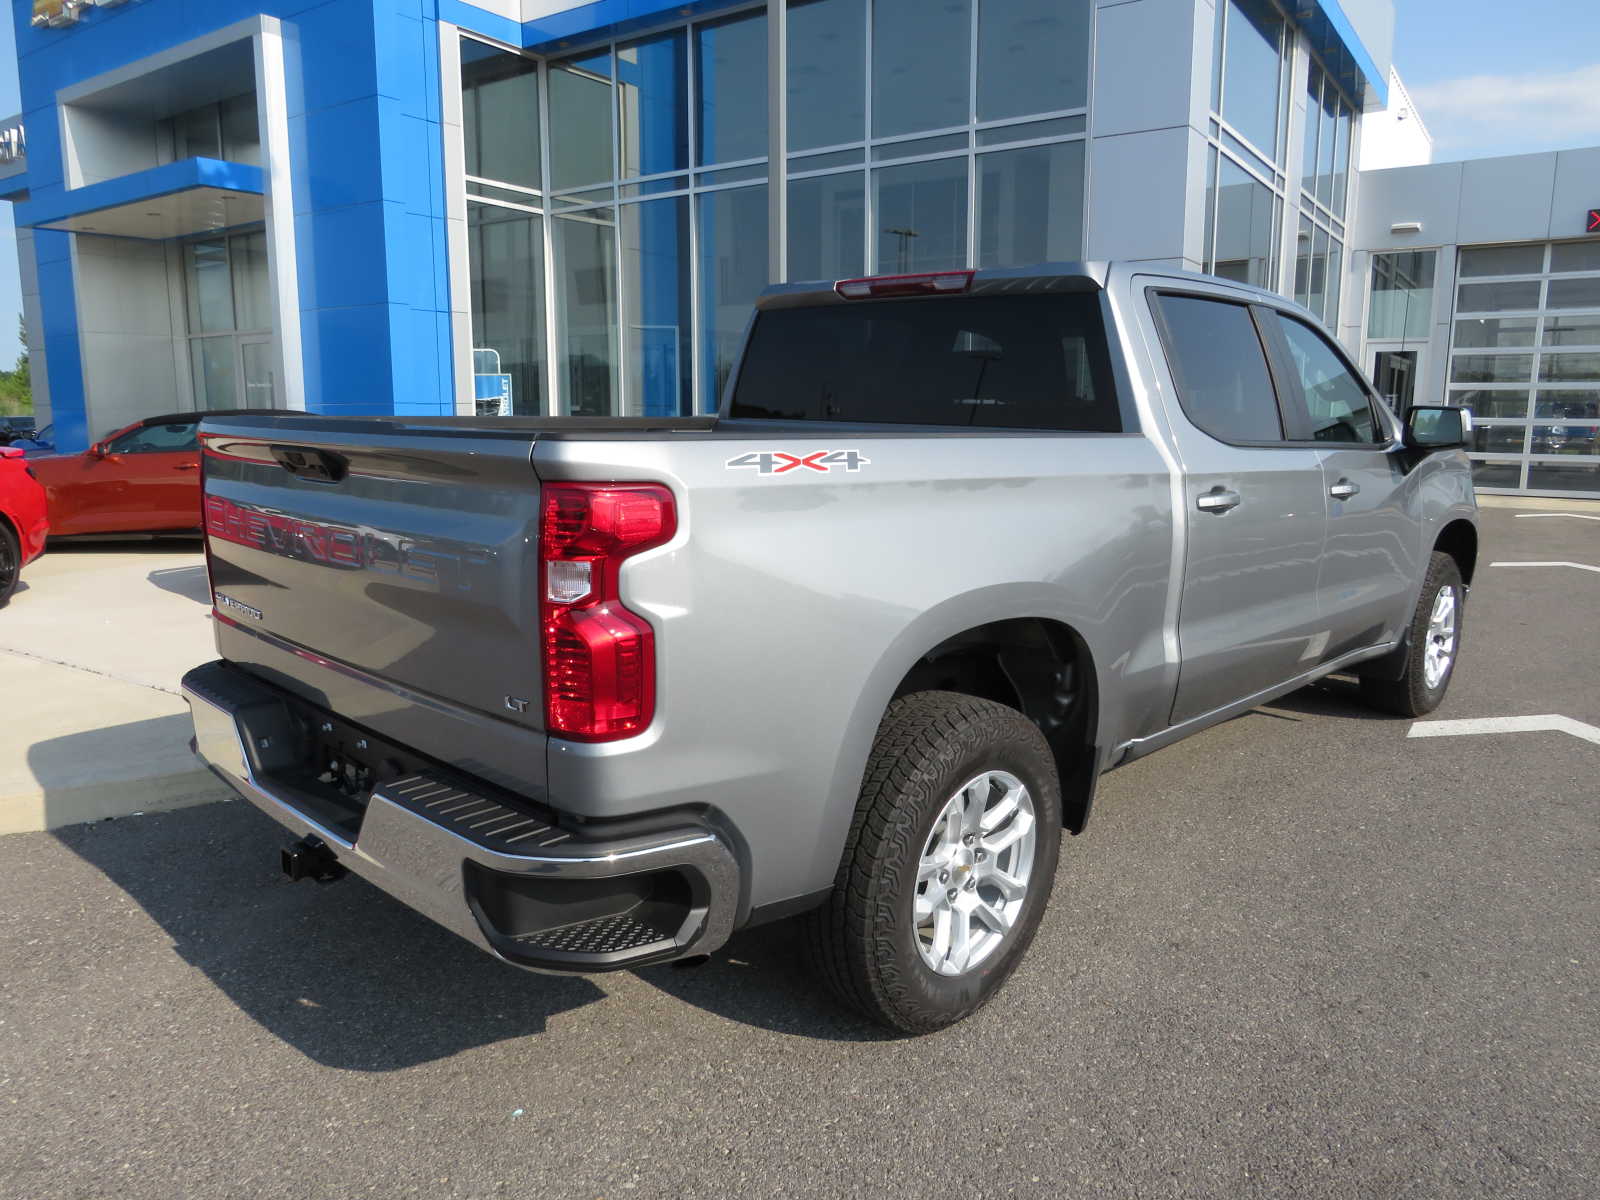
[803,691,1063,1034]
[1359,551,1465,717]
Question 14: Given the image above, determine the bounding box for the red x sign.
[1589,208,1600,234]
[772,451,830,474]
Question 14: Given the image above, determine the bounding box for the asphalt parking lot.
[1,504,1597,1200]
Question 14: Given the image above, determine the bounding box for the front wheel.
[1360,551,1465,717]
[804,691,1063,1034]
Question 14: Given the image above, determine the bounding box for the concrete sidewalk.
[0,543,228,834]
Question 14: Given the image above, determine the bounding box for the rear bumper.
[181,661,740,972]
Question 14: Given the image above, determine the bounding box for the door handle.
[1195,487,1241,514]
[175,463,200,471]
[1329,478,1360,500]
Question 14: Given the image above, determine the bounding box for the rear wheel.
[804,691,1062,1034]
[0,520,19,607]
[1360,552,1464,717]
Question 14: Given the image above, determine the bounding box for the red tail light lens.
[540,483,676,741]
[834,270,974,299]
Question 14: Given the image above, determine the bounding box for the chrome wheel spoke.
[980,784,1023,833]
[981,809,1034,856]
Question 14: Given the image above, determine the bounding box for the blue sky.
[0,2,1594,392]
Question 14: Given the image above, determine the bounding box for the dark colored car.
[0,445,49,604]
[11,423,55,455]
[0,415,38,445]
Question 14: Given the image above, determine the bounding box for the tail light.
[540,482,677,742]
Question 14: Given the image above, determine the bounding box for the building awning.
[16,156,264,240]
[1295,0,1390,109]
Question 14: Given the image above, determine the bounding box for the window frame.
[1260,309,1389,446]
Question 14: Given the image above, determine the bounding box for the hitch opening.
[281,836,347,884]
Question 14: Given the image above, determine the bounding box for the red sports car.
[27,412,205,538]
[0,444,49,605]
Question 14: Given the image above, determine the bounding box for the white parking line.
[1514,513,1600,522]
[1408,715,1600,746]
[1491,560,1600,574]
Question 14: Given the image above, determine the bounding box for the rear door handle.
[1329,478,1360,500]
[175,462,200,471]
[1195,487,1241,514]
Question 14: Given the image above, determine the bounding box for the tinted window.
[108,421,199,454]
[1274,315,1379,443]
[730,293,1120,431]
[1155,294,1282,442]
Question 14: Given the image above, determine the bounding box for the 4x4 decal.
[725,450,871,476]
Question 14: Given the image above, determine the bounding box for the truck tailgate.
[200,414,547,787]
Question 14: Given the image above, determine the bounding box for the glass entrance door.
[240,338,278,409]
[1372,348,1420,415]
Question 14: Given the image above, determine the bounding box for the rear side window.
[729,293,1121,431]
[1154,294,1283,443]
[1272,314,1381,443]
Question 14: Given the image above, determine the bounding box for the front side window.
[1155,294,1283,443]
[108,422,199,454]
[1274,314,1380,443]
[730,292,1120,431]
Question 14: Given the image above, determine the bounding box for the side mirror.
[1403,406,1470,452]
[88,441,107,459]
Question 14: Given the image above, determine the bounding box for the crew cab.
[182,263,1477,1033]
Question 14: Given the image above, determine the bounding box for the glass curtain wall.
[183,230,273,410]
[1205,0,1289,289]
[461,0,1094,417]
[1447,241,1600,495]
[787,0,1090,283]
[1292,60,1353,327]
[1368,250,1434,340]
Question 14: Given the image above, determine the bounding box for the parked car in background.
[0,415,38,445]
[28,413,205,537]
[0,445,48,605]
[10,424,55,455]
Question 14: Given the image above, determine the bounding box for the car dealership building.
[2,0,1599,496]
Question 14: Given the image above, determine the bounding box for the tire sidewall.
[875,711,1062,1026]
[1409,555,1464,710]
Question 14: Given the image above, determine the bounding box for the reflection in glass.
[1469,459,1522,488]
[789,173,865,282]
[1540,353,1600,382]
[1210,156,1276,287]
[1550,242,1600,274]
[461,39,541,189]
[1547,277,1600,310]
[554,213,619,416]
[186,240,234,334]
[696,10,768,166]
[1447,390,1531,419]
[1453,316,1535,348]
[1528,461,1600,493]
[1293,215,1312,309]
[1326,235,1343,325]
[1531,423,1600,455]
[620,197,693,416]
[698,186,769,411]
[220,94,261,167]
[874,157,969,274]
[190,339,237,410]
[977,0,1091,122]
[1217,0,1283,158]
[977,141,1084,267]
[1331,96,1351,217]
[1456,281,1541,313]
[1369,251,1435,338]
[469,203,547,416]
[1449,354,1533,383]
[1470,425,1529,454]
[788,0,866,151]
[1308,224,1328,318]
[549,50,615,193]
[1316,80,1337,209]
[1458,245,1543,277]
[230,232,271,332]
[241,341,277,408]
[1535,390,1600,418]
[1544,316,1600,346]
[618,30,689,180]
[873,0,971,138]
[1299,69,1320,198]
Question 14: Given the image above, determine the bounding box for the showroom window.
[159,93,261,167]
[1367,251,1435,340]
[458,1,1094,418]
[1203,0,1289,290]
[182,230,274,411]
[1292,61,1353,328]
[1445,241,1600,496]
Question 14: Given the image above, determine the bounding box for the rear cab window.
[729,292,1122,432]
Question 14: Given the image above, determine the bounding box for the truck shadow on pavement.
[52,797,888,1067]
[145,563,211,604]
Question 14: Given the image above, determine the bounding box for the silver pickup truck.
[183,263,1477,1033]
